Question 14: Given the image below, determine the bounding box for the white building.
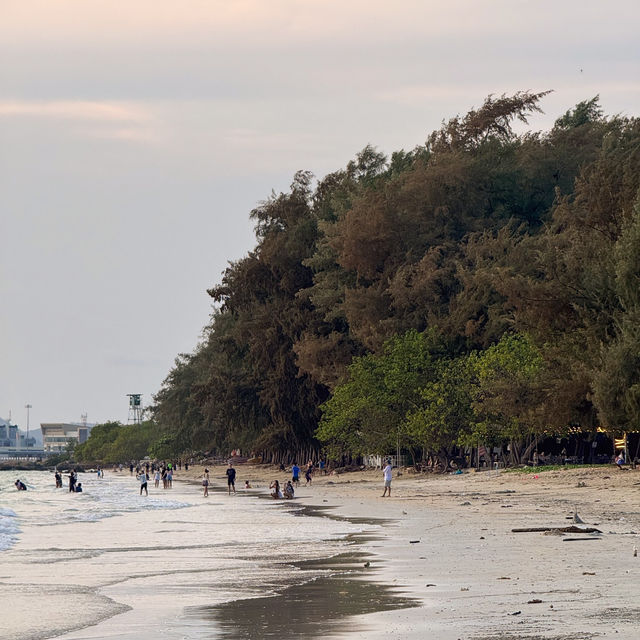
[40,422,94,453]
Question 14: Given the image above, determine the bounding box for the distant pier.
[0,447,45,460]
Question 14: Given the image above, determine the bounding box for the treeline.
[73,421,162,463]
[147,92,640,465]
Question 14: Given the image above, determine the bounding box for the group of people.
[285,460,317,487]
[269,460,321,499]
[137,462,178,495]
[269,479,295,499]
[14,470,84,493]
[66,470,82,492]
[202,463,237,497]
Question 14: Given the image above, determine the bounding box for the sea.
[0,469,414,640]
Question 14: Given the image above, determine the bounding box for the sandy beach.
[193,462,640,639]
[2,463,639,639]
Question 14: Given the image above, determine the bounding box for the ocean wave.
[0,471,191,551]
[0,507,20,551]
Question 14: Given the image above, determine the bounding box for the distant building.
[40,422,95,453]
[0,417,19,447]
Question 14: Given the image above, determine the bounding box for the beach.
[1,464,639,639]
[186,463,640,639]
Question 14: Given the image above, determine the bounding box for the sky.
[1,0,639,432]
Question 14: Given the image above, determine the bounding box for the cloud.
[0,100,150,122]
[0,100,162,144]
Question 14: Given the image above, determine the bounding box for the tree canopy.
[128,92,640,465]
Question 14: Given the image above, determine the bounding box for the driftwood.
[511,525,602,534]
[563,537,602,542]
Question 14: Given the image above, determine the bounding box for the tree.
[468,334,546,464]
[317,329,447,459]
[593,195,640,432]
[405,355,473,466]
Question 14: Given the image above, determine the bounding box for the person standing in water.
[15,479,27,491]
[137,470,148,496]
[226,463,236,495]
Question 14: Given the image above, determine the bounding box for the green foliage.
[73,421,122,461]
[468,334,545,446]
[592,195,640,431]
[45,450,72,467]
[148,93,640,465]
[74,421,158,463]
[554,96,603,130]
[317,329,447,456]
[504,464,601,474]
[406,356,474,452]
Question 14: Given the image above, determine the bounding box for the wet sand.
[4,464,639,639]
[192,463,640,639]
[197,551,419,639]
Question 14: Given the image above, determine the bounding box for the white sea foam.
[0,506,20,551]
[0,470,190,550]
[0,469,366,640]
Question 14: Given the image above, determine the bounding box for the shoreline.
[193,462,640,639]
[3,464,639,639]
[1,469,391,640]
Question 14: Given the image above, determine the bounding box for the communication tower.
[127,394,143,424]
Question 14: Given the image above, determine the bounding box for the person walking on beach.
[55,471,62,488]
[154,469,160,488]
[138,470,148,496]
[382,459,393,497]
[291,462,300,486]
[226,462,236,495]
[202,468,209,497]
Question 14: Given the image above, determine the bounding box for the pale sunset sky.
[1,1,639,431]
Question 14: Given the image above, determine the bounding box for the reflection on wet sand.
[193,552,419,639]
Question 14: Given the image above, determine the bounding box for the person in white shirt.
[138,471,148,496]
[382,459,393,497]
